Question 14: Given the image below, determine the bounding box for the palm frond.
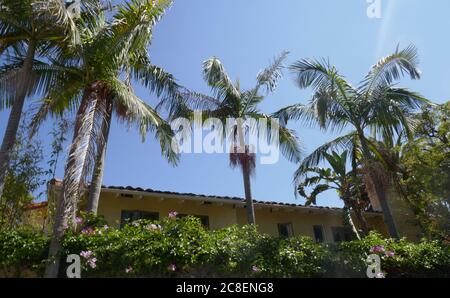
[202,57,240,101]
[107,77,178,165]
[229,145,256,177]
[107,0,172,69]
[256,50,289,94]
[298,182,333,205]
[278,125,302,163]
[295,131,358,180]
[132,62,180,98]
[247,112,302,163]
[62,93,103,212]
[359,45,421,98]
[289,57,354,97]
[272,103,318,127]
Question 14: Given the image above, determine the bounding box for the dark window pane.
[313,225,324,243]
[278,223,294,237]
[331,226,356,242]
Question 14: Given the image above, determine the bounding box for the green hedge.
[0,216,449,278]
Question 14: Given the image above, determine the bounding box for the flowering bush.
[327,231,450,278]
[0,219,449,278]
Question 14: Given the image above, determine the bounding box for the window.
[120,210,159,227]
[313,225,325,243]
[331,227,356,242]
[278,223,294,237]
[179,214,210,229]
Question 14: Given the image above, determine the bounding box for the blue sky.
[1,0,450,207]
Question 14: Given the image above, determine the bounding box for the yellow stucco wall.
[385,187,421,241]
[236,207,388,240]
[96,190,388,242]
[98,192,238,230]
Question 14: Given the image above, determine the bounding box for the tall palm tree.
[297,150,370,238]
[35,0,179,277]
[170,52,302,224]
[0,0,85,199]
[85,1,179,215]
[274,45,428,238]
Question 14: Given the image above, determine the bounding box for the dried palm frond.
[229,145,256,177]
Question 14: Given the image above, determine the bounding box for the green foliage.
[329,232,450,278]
[198,225,327,277]
[0,220,448,278]
[62,216,210,277]
[47,117,70,180]
[77,211,108,229]
[400,102,450,240]
[0,228,49,277]
[0,116,45,229]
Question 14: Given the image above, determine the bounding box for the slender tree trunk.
[86,99,112,214]
[242,162,255,225]
[342,201,361,240]
[44,91,91,278]
[235,119,256,224]
[0,39,37,198]
[353,206,370,236]
[359,133,399,239]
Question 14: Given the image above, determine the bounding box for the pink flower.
[385,251,395,257]
[80,250,97,269]
[75,217,83,225]
[80,250,93,259]
[370,245,385,253]
[88,258,97,269]
[168,211,178,219]
[125,266,133,273]
[168,263,176,272]
[252,265,261,272]
[81,227,94,235]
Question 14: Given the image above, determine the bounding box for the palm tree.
[85,1,179,215]
[170,52,302,224]
[275,45,428,238]
[297,150,370,238]
[0,0,85,199]
[35,0,179,277]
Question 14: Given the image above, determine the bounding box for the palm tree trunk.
[235,120,256,224]
[353,206,370,236]
[342,202,361,240]
[359,133,399,239]
[86,100,112,214]
[242,162,256,225]
[44,91,91,278]
[0,39,37,198]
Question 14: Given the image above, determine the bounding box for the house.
[46,179,389,243]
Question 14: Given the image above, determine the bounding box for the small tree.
[0,115,45,229]
[400,102,450,240]
[297,150,370,238]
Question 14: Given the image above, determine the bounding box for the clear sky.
[1,0,450,208]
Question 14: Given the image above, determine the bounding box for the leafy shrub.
[0,228,49,277]
[262,236,328,277]
[0,220,448,278]
[328,232,450,278]
[62,216,210,277]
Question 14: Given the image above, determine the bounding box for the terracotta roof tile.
[49,179,381,214]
